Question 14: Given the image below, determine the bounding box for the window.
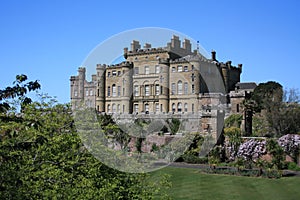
[134,67,139,75]
[145,66,149,74]
[160,86,163,95]
[178,103,182,112]
[145,85,150,96]
[74,90,78,97]
[86,89,89,96]
[134,104,139,113]
[160,104,163,112]
[145,103,149,112]
[112,84,116,97]
[155,65,160,73]
[192,104,194,112]
[107,86,110,96]
[172,103,176,112]
[134,85,139,96]
[117,104,120,112]
[118,71,121,76]
[155,103,159,113]
[155,84,160,95]
[117,86,121,96]
[123,105,125,113]
[107,72,111,77]
[237,104,240,112]
[184,103,188,112]
[90,90,93,96]
[192,65,194,71]
[97,89,99,97]
[177,65,183,72]
[112,104,116,113]
[192,84,195,94]
[107,104,111,113]
[184,66,188,72]
[172,67,176,72]
[177,81,182,95]
[123,88,125,96]
[192,73,195,82]
[112,70,117,77]
[171,83,176,95]
[184,82,188,94]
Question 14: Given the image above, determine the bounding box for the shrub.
[181,154,208,164]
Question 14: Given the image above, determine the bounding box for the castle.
[70,35,252,115]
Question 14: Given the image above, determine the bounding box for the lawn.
[151,166,300,200]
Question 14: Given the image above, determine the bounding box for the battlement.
[107,61,133,69]
[125,35,193,58]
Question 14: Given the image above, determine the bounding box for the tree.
[247,81,300,137]
[284,88,300,103]
[0,74,40,112]
[266,139,285,169]
[0,75,170,199]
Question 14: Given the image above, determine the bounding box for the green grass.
[151,166,300,200]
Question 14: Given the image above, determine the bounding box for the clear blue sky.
[1,0,299,103]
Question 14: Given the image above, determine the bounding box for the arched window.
[184,103,188,112]
[172,103,176,112]
[107,104,111,113]
[178,102,182,112]
[117,104,120,113]
[177,80,182,95]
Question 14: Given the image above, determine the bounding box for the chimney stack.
[211,50,216,61]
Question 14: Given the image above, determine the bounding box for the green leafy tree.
[266,139,285,169]
[0,74,40,112]
[0,75,170,199]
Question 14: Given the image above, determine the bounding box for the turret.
[78,67,86,99]
[96,64,106,112]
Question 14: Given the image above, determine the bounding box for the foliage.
[266,139,285,169]
[0,75,170,199]
[0,74,40,112]
[180,154,208,164]
[252,115,269,137]
[237,139,267,168]
[224,114,242,128]
[278,134,300,163]
[168,118,180,135]
[224,127,242,161]
[208,145,223,164]
[250,81,283,112]
[287,162,300,171]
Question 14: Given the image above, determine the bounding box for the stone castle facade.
[70,36,245,115]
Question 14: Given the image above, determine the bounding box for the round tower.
[121,62,133,114]
[158,59,170,113]
[78,67,86,99]
[96,64,106,112]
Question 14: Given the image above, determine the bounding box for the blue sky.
[0,0,299,103]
